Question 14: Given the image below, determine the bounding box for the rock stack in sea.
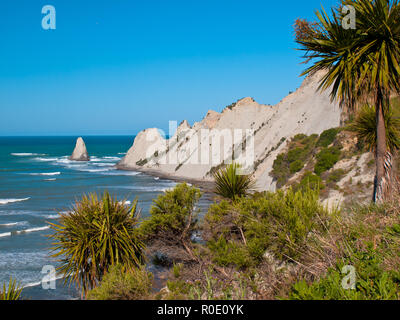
[69,137,90,161]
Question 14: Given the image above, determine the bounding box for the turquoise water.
[0,136,210,300]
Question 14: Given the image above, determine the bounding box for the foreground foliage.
[0,277,22,300]
[49,191,145,295]
[204,188,336,268]
[88,264,153,300]
[350,105,400,153]
[213,163,255,201]
[139,183,202,262]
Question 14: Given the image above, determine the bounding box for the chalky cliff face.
[117,70,341,191]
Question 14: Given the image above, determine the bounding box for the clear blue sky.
[0,0,338,136]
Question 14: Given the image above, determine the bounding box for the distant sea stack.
[69,137,90,161]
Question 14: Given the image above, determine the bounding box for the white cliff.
[117,70,342,191]
[69,137,90,161]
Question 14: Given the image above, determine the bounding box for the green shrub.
[139,183,201,243]
[49,192,145,294]
[289,248,400,300]
[289,159,305,173]
[204,188,335,265]
[139,183,202,262]
[317,128,340,147]
[88,264,153,300]
[271,134,318,188]
[213,163,255,201]
[314,147,341,175]
[295,171,325,192]
[349,105,400,153]
[207,237,256,269]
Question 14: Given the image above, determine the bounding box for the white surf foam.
[0,232,11,238]
[43,214,60,219]
[44,178,56,181]
[34,157,58,162]
[118,200,132,205]
[0,226,50,237]
[15,226,50,234]
[23,273,65,289]
[11,153,46,157]
[29,172,60,176]
[77,168,112,173]
[0,221,27,227]
[0,198,30,205]
[102,170,140,176]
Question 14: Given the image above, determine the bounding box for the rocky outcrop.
[69,137,90,161]
[117,70,342,191]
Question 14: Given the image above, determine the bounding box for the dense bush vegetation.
[139,183,202,262]
[290,248,400,300]
[271,134,318,187]
[294,171,325,192]
[314,146,341,176]
[204,187,335,266]
[49,192,145,294]
[317,128,340,148]
[88,264,153,300]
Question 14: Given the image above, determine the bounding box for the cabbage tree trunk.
[373,88,388,203]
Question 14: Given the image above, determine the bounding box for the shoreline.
[116,165,216,194]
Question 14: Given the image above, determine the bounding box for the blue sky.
[0,0,338,136]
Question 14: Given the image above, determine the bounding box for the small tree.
[295,0,400,202]
[49,191,145,296]
[139,183,202,262]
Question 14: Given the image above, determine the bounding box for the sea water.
[0,136,211,300]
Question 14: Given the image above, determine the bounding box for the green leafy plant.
[139,183,202,261]
[213,163,255,201]
[289,248,400,300]
[204,187,335,265]
[317,128,340,147]
[87,264,153,300]
[350,105,400,153]
[0,277,22,300]
[314,147,341,176]
[271,134,318,188]
[49,191,145,295]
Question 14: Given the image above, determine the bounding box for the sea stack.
[69,137,90,161]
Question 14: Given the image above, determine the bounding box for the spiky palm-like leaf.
[296,0,400,202]
[49,191,145,295]
[350,105,400,153]
[213,163,255,201]
[297,0,400,108]
[0,277,22,300]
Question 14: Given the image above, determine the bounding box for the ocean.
[0,136,212,300]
